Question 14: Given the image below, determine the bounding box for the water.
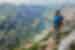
[16,5,51,40]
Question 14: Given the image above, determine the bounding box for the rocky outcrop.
[58,30,75,50]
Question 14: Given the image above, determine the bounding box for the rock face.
[58,30,75,50]
[58,6,75,50]
[61,6,75,32]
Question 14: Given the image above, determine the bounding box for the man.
[46,10,64,50]
[53,10,64,44]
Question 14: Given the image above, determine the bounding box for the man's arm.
[60,16,64,31]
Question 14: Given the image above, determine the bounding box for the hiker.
[53,10,64,44]
[46,10,64,50]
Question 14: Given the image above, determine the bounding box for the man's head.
[56,10,61,16]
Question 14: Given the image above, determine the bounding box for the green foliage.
[25,42,40,50]
[16,37,20,48]
[6,32,74,50]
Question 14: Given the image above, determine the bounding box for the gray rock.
[58,31,75,50]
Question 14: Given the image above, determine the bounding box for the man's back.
[54,16,64,26]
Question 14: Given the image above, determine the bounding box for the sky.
[0,0,75,6]
[16,0,48,6]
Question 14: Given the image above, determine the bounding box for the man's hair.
[56,10,61,16]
